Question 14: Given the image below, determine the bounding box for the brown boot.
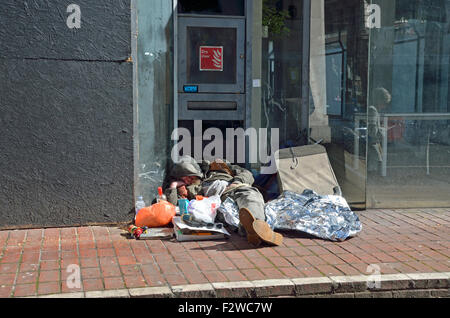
[239,208,283,247]
[252,220,283,246]
[239,208,262,247]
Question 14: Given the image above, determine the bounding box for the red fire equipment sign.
[200,46,223,71]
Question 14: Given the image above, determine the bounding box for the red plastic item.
[387,118,405,142]
[128,225,143,239]
[135,201,176,228]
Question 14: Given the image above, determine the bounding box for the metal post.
[382,116,388,177]
[173,0,179,162]
[426,129,431,175]
[131,0,138,199]
[301,0,311,144]
[354,116,360,170]
[245,0,253,170]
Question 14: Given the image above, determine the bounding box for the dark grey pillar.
[0,0,133,229]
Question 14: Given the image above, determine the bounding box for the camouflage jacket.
[163,159,254,206]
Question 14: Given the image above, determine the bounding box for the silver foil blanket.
[218,190,362,241]
[264,190,362,241]
[217,197,241,229]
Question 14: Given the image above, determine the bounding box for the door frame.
[177,16,246,94]
[173,0,251,127]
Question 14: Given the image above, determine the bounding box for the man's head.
[170,156,203,180]
[373,87,391,110]
[209,159,233,176]
[180,175,200,185]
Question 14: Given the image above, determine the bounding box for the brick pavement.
[0,208,449,297]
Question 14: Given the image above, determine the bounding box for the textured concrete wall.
[0,0,130,60]
[0,0,133,228]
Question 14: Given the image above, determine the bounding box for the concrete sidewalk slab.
[0,208,449,298]
[26,272,450,298]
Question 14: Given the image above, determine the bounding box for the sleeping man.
[163,156,283,247]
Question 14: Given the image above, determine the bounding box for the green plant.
[262,0,291,36]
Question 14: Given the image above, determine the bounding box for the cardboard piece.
[138,227,174,240]
[275,144,341,196]
[172,217,230,242]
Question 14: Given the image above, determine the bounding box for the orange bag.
[135,201,176,228]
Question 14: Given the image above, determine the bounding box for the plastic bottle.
[157,187,167,202]
[135,196,146,216]
[178,199,190,216]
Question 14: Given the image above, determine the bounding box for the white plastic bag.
[187,195,221,224]
[203,180,229,197]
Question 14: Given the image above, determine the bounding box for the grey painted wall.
[0,0,130,61]
[0,0,133,229]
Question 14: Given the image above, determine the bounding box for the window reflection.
[367,0,450,208]
[260,0,304,148]
[319,0,369,207]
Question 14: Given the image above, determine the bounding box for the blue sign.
[183,85,198,93]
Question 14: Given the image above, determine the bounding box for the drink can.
[178,199,190,216]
